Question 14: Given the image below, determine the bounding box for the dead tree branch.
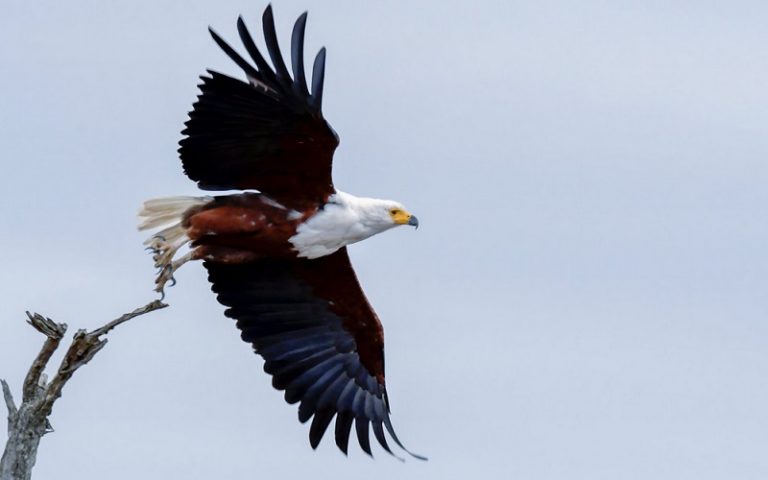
[0,300,167,480]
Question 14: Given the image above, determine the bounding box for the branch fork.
[1,300,167,480]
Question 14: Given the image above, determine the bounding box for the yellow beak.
[392,210,419,228]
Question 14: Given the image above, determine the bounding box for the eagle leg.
[151,235,188,271]
[154,251,195,298]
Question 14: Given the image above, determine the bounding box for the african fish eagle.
[138,6,424,460]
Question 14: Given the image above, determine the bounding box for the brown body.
[184,193,317,263]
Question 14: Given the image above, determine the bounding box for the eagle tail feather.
[138,196,211,231]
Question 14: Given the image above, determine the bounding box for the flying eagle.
[138,6,424,460]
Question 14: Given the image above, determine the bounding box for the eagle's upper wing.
[205,248,424,460]
[179,6,339,209]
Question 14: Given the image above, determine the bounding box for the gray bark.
[0,301,167,480]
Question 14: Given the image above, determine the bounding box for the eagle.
[138,6,424,460]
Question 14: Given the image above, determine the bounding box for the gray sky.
[1,0,767,478]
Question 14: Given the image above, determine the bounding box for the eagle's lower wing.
[179,7,339,209]
[204,248,424,459]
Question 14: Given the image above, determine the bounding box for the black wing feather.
[355,417,373,456]
[236,16,284,92]
[180,7,337,207]
[208,28,262,82]
[261,5,292,83]
[204,249,425,459]
[290,12,309,97]
[334,411,355,454]
[309,408,336,449]
[309,48,326,111]
[373,421,400,460]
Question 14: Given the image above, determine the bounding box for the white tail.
[138,195,211,252]
[138,196,211,231]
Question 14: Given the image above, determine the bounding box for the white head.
[289,190,419,259]
[336,191,419,233]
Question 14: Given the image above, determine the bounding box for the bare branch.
[1,380,16,419]
[89,300,167,336]
[22,313,66,403]
[1,299,168,480]
[25,313,66,339]
[39,300,167,417]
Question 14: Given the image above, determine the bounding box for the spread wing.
[179,6,339,209]
[205,248,424,460]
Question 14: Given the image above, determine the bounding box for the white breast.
[288,191,388,259]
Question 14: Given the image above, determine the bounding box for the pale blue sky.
[1,1,767,478]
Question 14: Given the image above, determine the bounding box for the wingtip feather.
[309,47,327,111]
[291,11,309,97]
[261,3,291,82]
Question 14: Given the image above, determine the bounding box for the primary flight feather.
[138,5,424,460]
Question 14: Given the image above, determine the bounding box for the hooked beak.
[408,215,419,229]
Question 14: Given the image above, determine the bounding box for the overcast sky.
[1,1,767,478]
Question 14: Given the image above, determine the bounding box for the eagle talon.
[154,283,167,301]
[153,252,193,295]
